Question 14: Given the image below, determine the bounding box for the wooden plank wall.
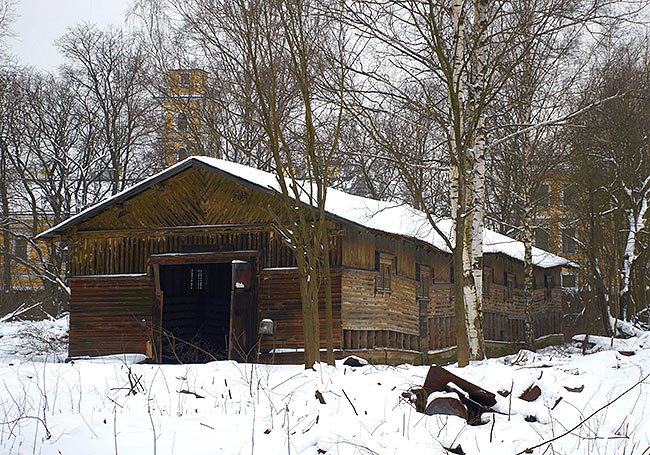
[258,268,342,352]
[426,281,563,351]
[340,267,419,350]
[69,275,155,358]
[69,229,343,276]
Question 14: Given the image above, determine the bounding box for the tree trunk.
[523,204,536,350]
[297,251,319,368]
[320,219,335,366]
[0,144,10,292]
[449,0,471,367]
[463,0,489,361]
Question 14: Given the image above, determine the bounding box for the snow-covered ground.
[0,316,649,455]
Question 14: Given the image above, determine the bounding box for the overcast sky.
[7,0,133,72]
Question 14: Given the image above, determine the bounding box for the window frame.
[13,237,28,261]
[561,226,576,255]
[179,71,191,88]
[375,252,394,292]
[416,263,431,299]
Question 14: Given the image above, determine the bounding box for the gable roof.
[38,156,572,269]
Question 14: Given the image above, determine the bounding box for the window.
[563,184,577,207]
[375,251,393,291]
[483,267,492,296]
[14,237,27,261]
[416,264,431,298]
[561,227,576,255]
[177,112,188,132]
[534,228,550,251]
[562,273,577,288]
[539,182,550,207]
[190,266,206,291]
[179,72,190,88]
[504,272,515,301]
[544,274,554,299]
[378,263,391,291]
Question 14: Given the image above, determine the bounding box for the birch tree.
[343,0,626,363]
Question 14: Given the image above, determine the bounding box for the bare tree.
[135,0,348,368]
[0,0,15,58]
[486,0,594,349]
[570,40,650,330]
[56,25,157,196]
[341,0,632,363]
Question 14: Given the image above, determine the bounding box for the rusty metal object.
[414,365,498,425]
[425,397,469,420]
[519,385,542,402]
[423,365,497,406]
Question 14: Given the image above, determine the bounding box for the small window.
[562,273,577,288]
[483,267,492,296]
[561,227,576,255]
[378,263,391,291]
[177,112,188,132]
[376,252,393,291]
[179,72,190,88]
[534,228,550,251]
[190,266,206,291]
[416,264,430,298]
[14,237,28,261]
[539,183,550,207]
[544,274,554,299]
[563,184,577,207]
[504,272,515,301]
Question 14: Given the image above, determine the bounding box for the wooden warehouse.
[38,157,570,363]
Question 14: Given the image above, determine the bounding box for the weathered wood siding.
[69,229,315,275]
[68,275,155,358]
[60,163,567,360]
[424,256,564,351]
[341,268,419,333]
[340,267,419,350]
[258,268,342,352]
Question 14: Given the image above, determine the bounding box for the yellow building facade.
[162,69,209,166]
[534,178,580,289]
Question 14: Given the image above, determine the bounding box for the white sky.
[6,0,133,72]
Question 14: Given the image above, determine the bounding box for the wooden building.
[37,157,570,363]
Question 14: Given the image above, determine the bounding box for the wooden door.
[229,260,258,362]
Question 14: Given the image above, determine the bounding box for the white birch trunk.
[619,177,650,320]
[462,0,488,361]
[449,0,472,367]
[523,198,536,350]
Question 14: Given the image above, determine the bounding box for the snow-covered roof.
[38,156,571,269]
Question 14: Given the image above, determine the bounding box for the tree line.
[0,0,648,366]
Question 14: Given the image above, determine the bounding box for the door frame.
[148,250,260,363]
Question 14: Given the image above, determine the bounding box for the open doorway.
[159,263,232,363]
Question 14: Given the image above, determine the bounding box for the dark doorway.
[159,263,232,363]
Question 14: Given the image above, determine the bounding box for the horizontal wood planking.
[341,268,418,335]
[258,268,342,352]
[69,275,155,358]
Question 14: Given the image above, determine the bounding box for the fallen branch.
[0,415,51,439]
[342,389,358,416]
